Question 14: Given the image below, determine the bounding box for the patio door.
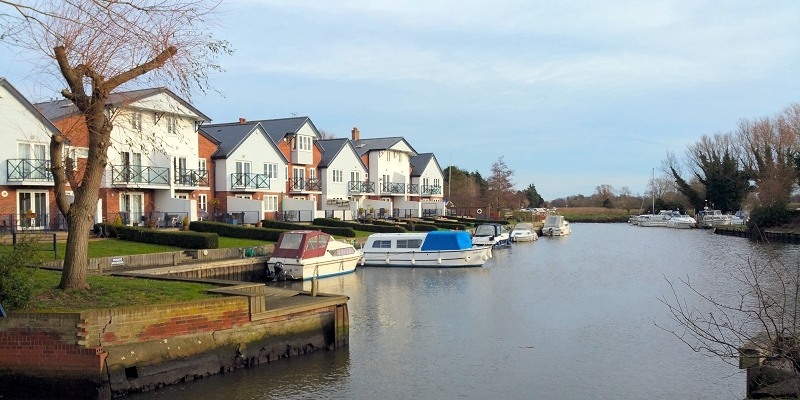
[18,191,47,229]
[18,143,47,179]
[119,193,144,225]
[122,151,142,183]
[293,167,305,190]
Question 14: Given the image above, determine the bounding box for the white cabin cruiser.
[541,215,571,236]
[509,222,538,242]
[472,223,511,247]
[266,230,362,281]
[361,231,492,267]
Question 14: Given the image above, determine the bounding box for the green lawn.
[23,269,220,312]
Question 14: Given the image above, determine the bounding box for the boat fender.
[411,258,415,265]
[386,257,390,264]
[437,257,442,264]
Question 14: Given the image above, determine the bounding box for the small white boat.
[266,230,362,280]
[510,222,538,242]
[665,211,697,229]
[472,223,512,247]
[361,231,492,267]
[541,215,571,236]
[696,208,731,229]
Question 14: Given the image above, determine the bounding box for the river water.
[131,223,800,400]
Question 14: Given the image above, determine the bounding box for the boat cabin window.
[397,239,422,249]
[278,233,304,250]
[329,247,356,256]
[371,240,392,249]
[306,234,329,250]
[474,225,497,236]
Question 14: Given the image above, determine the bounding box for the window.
[264,163,278,179]
[296,135,312,151]
[235,161,251,186]
[434,178,440,187]
[131,112,142,131]
[350,171,360,183]
[198,194,207,211]
[371,240,391,249]
[264,195,278,211]
[198,158,207,172]
[333,170,343,183]
[397,239,422,249]
[166,115,177,134]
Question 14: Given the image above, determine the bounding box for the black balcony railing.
[6,159,53,182]
[381,182,406,194]
[291,177,321,192]
[407,183,419,194]
[111,165,169,186]
[174,169,209,187]
[422,185,442,195]
[347,181,375,194]
[230,173,270,189]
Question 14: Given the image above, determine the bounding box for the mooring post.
[311,277,318,297]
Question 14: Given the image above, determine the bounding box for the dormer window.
[295,135,312,151]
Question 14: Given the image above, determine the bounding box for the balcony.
[111,165,170,187]
[407,183,419,195]
[174,169,209,188]
[6,159,53,185]
[422,185,442,195]
[290,177,321,193]
[381,182,406,195]
[348,181,376,195]
[230,173,270,190]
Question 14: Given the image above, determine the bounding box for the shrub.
[96,223,218,249]
[191,221,283,241]
[313,218,404,233]
[748,205,792,231]
[0,239,42,311]
[261,219,357,237]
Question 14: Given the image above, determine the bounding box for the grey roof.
[250,116,319,143]
[35,87,211,122]
[0,77,62,136]
[410,153,438,177]
[352,136,418,157]
[316,138,368,170]
[201,121,286,162]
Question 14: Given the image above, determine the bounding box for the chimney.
[239,117,246,124]
[352,127,360,141]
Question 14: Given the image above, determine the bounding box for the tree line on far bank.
[446,103,800,227]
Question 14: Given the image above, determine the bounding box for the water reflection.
[130,224,800,400]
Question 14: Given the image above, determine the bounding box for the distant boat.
[361,231,492,267]
[510,222,538,242]
[696,208,732,229]
[541,215,571,236]
[266,230,362,280]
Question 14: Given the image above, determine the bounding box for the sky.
[1,1,799,200]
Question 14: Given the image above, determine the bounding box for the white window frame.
[167,115,177,135]
[131,111,142,131]
[264,195,278,211]
[333,170,343,183]
[198,194,207,211]
[264,162,278,179]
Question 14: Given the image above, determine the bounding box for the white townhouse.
[201,120,288,224]
[350,127,418,218]
[37,88,211,226]
[0,77,78,230]
[408,153,445,217]
[316,138,368,219]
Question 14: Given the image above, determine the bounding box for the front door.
[119,193,144,225]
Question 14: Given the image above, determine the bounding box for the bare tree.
[0,0,231,289]
[318,129,336,139]
[485,157,516,215]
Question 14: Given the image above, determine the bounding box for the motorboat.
[266,230,362,280]
[361,231,492,267]
[541,215,571,236]
[665,211,697,229]
[628,215,641,225]
[696,208,732,229]
[509,222,538,242]
[637,211,670,227]
[471,223,512,247]
[730,210,748,225]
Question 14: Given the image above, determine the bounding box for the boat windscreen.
[277,233,303,250]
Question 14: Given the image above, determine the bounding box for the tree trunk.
[59,210,92,289]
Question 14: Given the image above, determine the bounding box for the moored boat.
[665,211,697,229]
[510,222,538,242]
[541,215,571,236]
[361,231,492,267]
[266,230,362,280]
[471,223,512,247]
[696,208,731,229]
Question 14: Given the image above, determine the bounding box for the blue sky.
[1,1,798,200]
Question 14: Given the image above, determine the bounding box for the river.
[131,223,800,400]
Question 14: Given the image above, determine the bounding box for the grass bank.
[555,207,630,223]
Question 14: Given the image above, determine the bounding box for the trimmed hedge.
[313,218,406,233]
[190,221,283,241]
[261,219,357,237]
[96,223,218,249]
